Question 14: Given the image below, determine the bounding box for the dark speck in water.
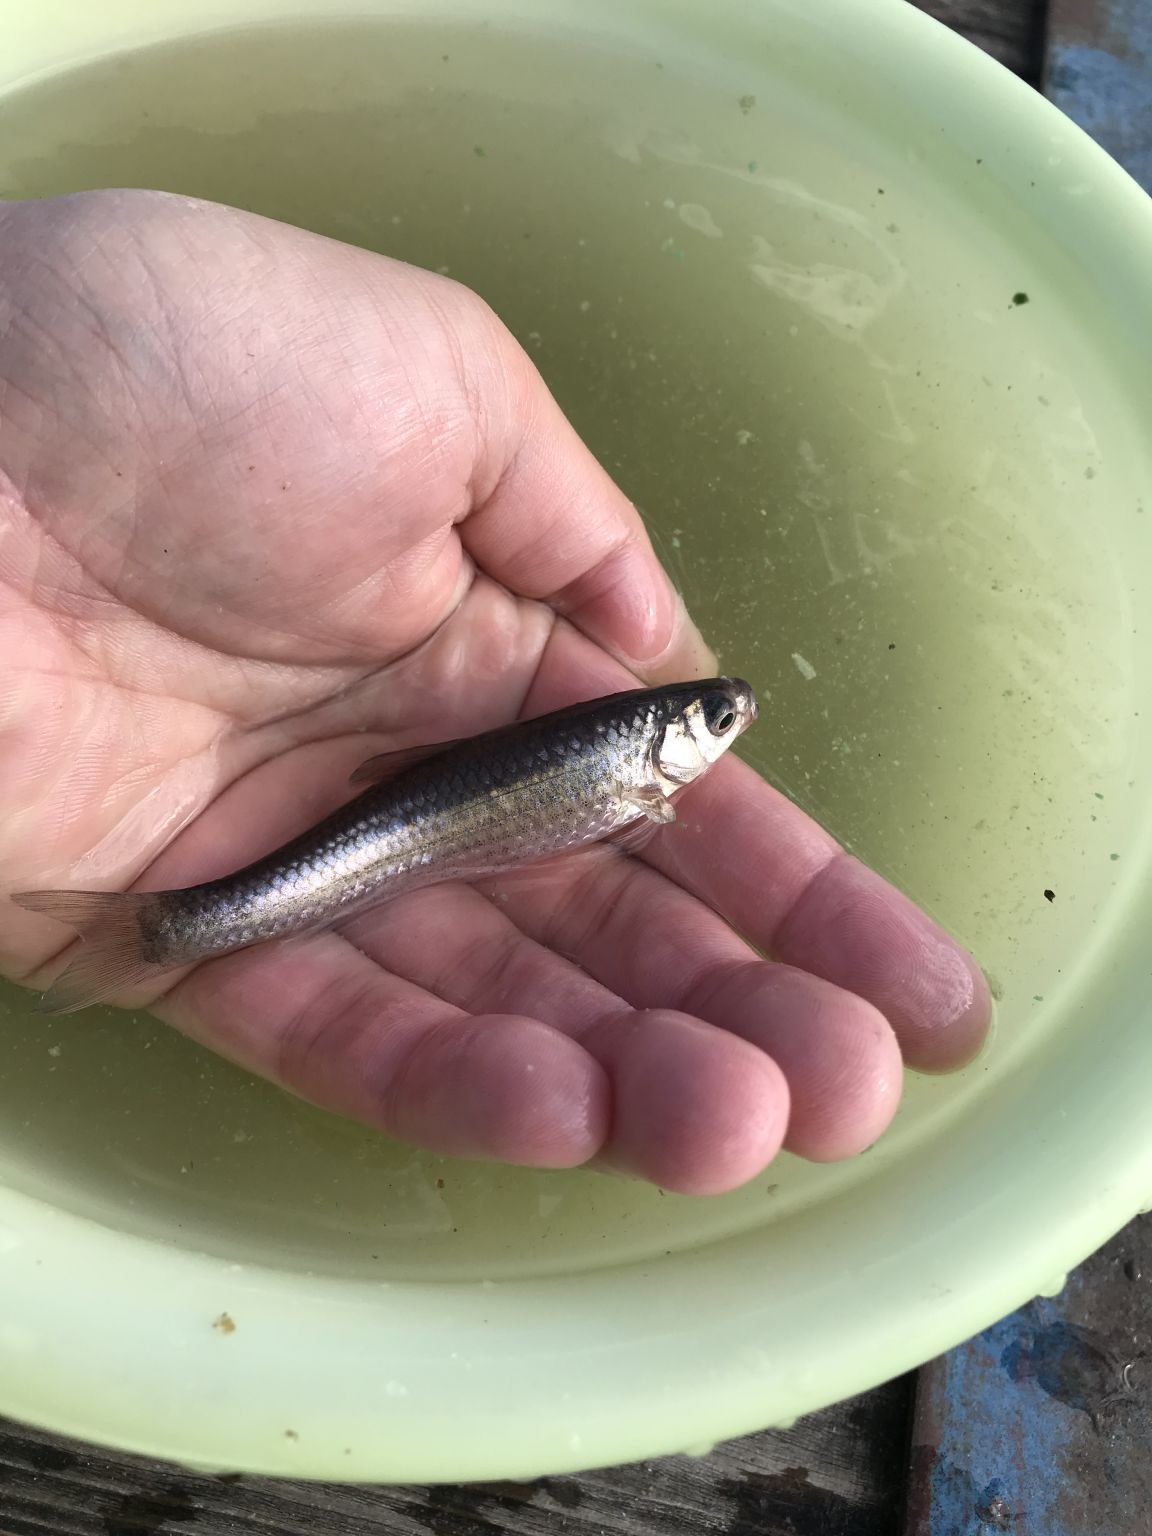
[473,145,487,157]
[887,642,896,650]
[1044,888,1055,902]
[738,94,756,113]
[1012,291,1030,306]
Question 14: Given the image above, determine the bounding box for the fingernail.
[627,589,716,682]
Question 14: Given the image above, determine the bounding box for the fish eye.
[703,693,738,735]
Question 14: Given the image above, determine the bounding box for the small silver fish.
[14,677,757,1015]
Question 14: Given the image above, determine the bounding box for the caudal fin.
[11,889,167,1016]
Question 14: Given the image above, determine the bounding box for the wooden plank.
[905,1216,1152,1534]
[911,0,1047,80]
[1045,0,1152,191]
[0,1380,911,1536]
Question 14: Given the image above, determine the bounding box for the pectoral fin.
[623,787,677,825]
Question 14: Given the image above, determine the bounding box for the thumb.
[451,299,716,684]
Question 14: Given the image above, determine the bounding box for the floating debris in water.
[792,653,817,681]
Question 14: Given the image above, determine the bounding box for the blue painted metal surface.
[906,1220,1152,1533]
[1046,0,1152,193]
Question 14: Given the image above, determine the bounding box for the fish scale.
[14,678,756,1014]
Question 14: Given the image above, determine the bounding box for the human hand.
[0,190,990,1194]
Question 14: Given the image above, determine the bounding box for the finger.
[156,933,609,1170]
[580,1008,789,1196]
[667,960,901,1161]
[644,761,991,1072]
[521,626,992,1072]
[476,853,902,1161]
[342,885,790,1195]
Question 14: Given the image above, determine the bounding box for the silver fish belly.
[14,677,757,1014]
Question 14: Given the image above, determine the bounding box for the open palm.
[0,190,989,1194]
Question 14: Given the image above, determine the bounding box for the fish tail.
[12,889,168,1015]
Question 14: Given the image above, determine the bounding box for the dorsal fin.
[349,736,464,787]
